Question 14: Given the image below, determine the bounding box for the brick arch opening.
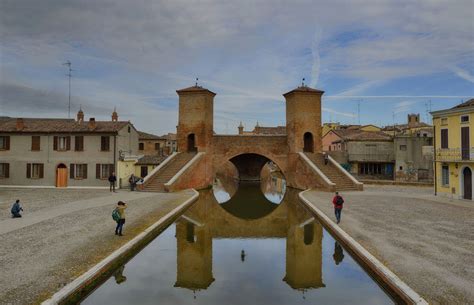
[303,132,314,153]
[187,133,197,152]
[229,153,284,182]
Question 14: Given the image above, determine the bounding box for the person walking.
[332,191,344,224]
[11,200,23,218]
[115,201,127,236]
[129,174,137,191]
[324,152,329,165]
[109,172,117,192]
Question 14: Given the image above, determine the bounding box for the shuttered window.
[26,163,44,179]
[0,163,9,178]
[96,164,114,179]
[0,136,10,150]
[101,136,110,151]
[440,129,448,149]
[31,136,41,151]
[54,136,71,151]
[70,164,88,179]
[441,165,449,186]
[75,136,84,151]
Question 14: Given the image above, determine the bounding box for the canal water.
[82,175,394,305]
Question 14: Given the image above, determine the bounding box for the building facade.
[431,99,474,200]
[0,111,139,188]
[138,131,167,156]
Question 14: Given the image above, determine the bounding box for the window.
[31,136,41,151]
[101,136,110,151]
[399,145,407,151]
[54,136,70,151]
[441,118,448,125]
[0,163,9,178]
[139,142,144,150]
[96,164,114,179]
[70,164,87,179]
[0,136,10,150]
[155,143,160,151]
[359,163,385,175]
[461,115,469,123]
[26,163,44,179]
[75,136,84,151]
[441,129,448,149]
[441,165,449,186]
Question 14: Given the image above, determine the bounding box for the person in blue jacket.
[11,200,23,218]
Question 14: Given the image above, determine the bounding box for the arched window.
[303,132,314,153]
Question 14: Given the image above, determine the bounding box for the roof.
[452,98,474,109]
[330,129,392,142]
[255,126,286,135]
[382,122,431,131]
[0,117,131,134]
[283,85,324,97]
[136,155,167,165]
[164,133,177,141]
[138,131,164,140]
[176,85,216,96]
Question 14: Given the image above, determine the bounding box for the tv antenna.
[63,61,73,118]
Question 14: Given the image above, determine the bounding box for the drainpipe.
[114,134,117,175]
[433,124,437,196]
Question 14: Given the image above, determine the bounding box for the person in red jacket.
[332,191,344,224]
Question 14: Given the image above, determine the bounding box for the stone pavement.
[0,188,195,305]
[303,185,474,305]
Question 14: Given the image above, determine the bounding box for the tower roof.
[176,85,216,96]
[283,85,324,97]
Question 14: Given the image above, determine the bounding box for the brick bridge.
[139,84,363,192]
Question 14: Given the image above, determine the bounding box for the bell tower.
[284,84,324,153]
[176,84,215,153]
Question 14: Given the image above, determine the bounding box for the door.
[303,132,314,153]
[56,164,68,187]
[461,127,470,160]
[140,166,148,178]
[187,134,197,152]
[463,167,472,200]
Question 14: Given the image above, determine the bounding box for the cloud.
[322,107,356,118]
[450,66,474,84]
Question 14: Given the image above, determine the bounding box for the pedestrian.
[115,201,127,236]
[11,199,23,218]
[129,174,137,191]
[333,241,345,265]
[108,172,117,192]
[324,152,329,165]
[332,191,344,224]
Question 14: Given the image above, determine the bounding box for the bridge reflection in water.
[83,181,393,305]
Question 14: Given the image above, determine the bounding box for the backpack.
[112,208,120,222]
[336,196,344,205]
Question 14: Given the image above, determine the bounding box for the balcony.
[435,148,474,162]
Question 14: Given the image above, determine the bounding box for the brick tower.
[284,84,324,153]
[176,85,215,153]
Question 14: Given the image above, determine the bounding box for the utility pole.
[63,61,72,118]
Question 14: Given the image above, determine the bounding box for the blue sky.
[1,0,473,135]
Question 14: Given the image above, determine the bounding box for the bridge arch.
[226,152,286,182]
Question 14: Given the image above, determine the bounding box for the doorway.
[56,163,68,187]
[463,167,472,200]
[187,134,197,152]
[303,132,314,153]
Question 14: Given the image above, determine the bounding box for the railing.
[348,153,394,162]
[435,148,474,162]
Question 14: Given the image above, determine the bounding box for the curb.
[299,189,429,305]
[41,189,200,305]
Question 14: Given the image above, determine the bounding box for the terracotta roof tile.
[136,155,166,165]
[331,129,392,141]
[452,98,474,109]
[283,85,324,97]
[138,131,164,140]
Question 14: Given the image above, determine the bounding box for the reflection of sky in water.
[83,221,393,305]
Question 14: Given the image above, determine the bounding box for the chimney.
[407,114,420,127]
[88,117,96,130]
[16,118,25,131]
[111,107,118,122]
[77,108,84,122]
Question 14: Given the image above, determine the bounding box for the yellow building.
[432,99,474,200]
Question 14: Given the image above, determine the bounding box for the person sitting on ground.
[11,200,23,218]
[115,201,127,236]
[332,191,344,224]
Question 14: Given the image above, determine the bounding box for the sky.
[1,0,473,135]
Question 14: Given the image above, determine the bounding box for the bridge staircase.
[304,153,362,191]
[141,152,197,192]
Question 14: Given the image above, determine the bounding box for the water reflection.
[83,185,394,305]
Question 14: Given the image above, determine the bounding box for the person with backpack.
[11,199,23,218]
[332,191,344,224]
[113,201,127,236]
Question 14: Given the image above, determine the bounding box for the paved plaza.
[304,185,474,305]
[0,188,195,305]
